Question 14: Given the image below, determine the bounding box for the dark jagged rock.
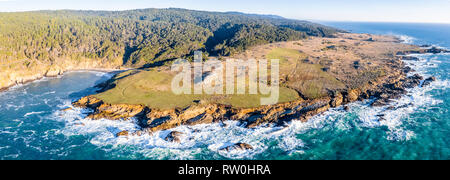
[330,92,344,108]
[422,77,436,87]
[403,66,414,74]
[344,106,350,112]
[400,56,419,61]
[386,106,396,110]
[220,143,253,152]
[366,37,375,42]
[370,74,423,107]
[372,99,390,107]
[164,131,184,143]
[426,47,449,54]
[402,74,423,89]
[72,96,104,109]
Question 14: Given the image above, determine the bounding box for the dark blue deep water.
[0,22,449,160]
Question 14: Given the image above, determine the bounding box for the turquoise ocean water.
[0,22,449,160]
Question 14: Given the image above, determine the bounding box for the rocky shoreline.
[71,46,446,146]
[0,67,127,93]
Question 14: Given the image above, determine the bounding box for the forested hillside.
[0,8,341,68]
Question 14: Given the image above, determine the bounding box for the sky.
[0,0,449,23]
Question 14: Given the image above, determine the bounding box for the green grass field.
[94,47,347,109]
[267,48,345,99]
[95,69,300,110]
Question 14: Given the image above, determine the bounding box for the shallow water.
[0,23,449,160]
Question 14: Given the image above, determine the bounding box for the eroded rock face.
[45,66,64,77]
[88,103,148,121]
[220,143,253,152]
[0,58,121,92]
[72,96,104,109]
[73,96,148,121]
[330,92,343,108]
[345,89,360,103]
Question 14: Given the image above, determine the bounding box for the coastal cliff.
[0,58,123,91]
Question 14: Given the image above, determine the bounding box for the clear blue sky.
[0,0,449,23]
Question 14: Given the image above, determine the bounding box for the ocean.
[0,22,449,160]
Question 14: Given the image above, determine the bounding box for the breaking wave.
[395,34,416,44]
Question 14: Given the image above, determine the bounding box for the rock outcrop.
[73,96,104,109]
[116,131,129,137]
[0,58,122,92]
[73,96,334,132]
[220,143,254,151]
[330,92,344,108]
[164,131,184,143]
[422,77,436,87]
[396,47,450,56]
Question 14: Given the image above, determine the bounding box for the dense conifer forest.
[0,8,341,67]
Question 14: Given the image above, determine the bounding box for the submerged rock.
[164,131,183,143]
[61,107,73,112]
[426,47,449,54]
[372,99,390,107]
[400,56,419,61]
[422,76,436,87]
[116,130,129,137]
[220,143,254,152]
[344,106,350,112]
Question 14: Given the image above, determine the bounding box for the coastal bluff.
[73,33,445,141]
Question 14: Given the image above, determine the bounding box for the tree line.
[0,8,341,67]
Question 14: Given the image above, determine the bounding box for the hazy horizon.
[0,0,449,24]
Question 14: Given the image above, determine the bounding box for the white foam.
[24,111,45,117]
[52,103,312,159]
[395,34,416,44]
[5,102,25,111]
[67,70,114,78]
[371,53,449,141]
[41,91,56,95]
